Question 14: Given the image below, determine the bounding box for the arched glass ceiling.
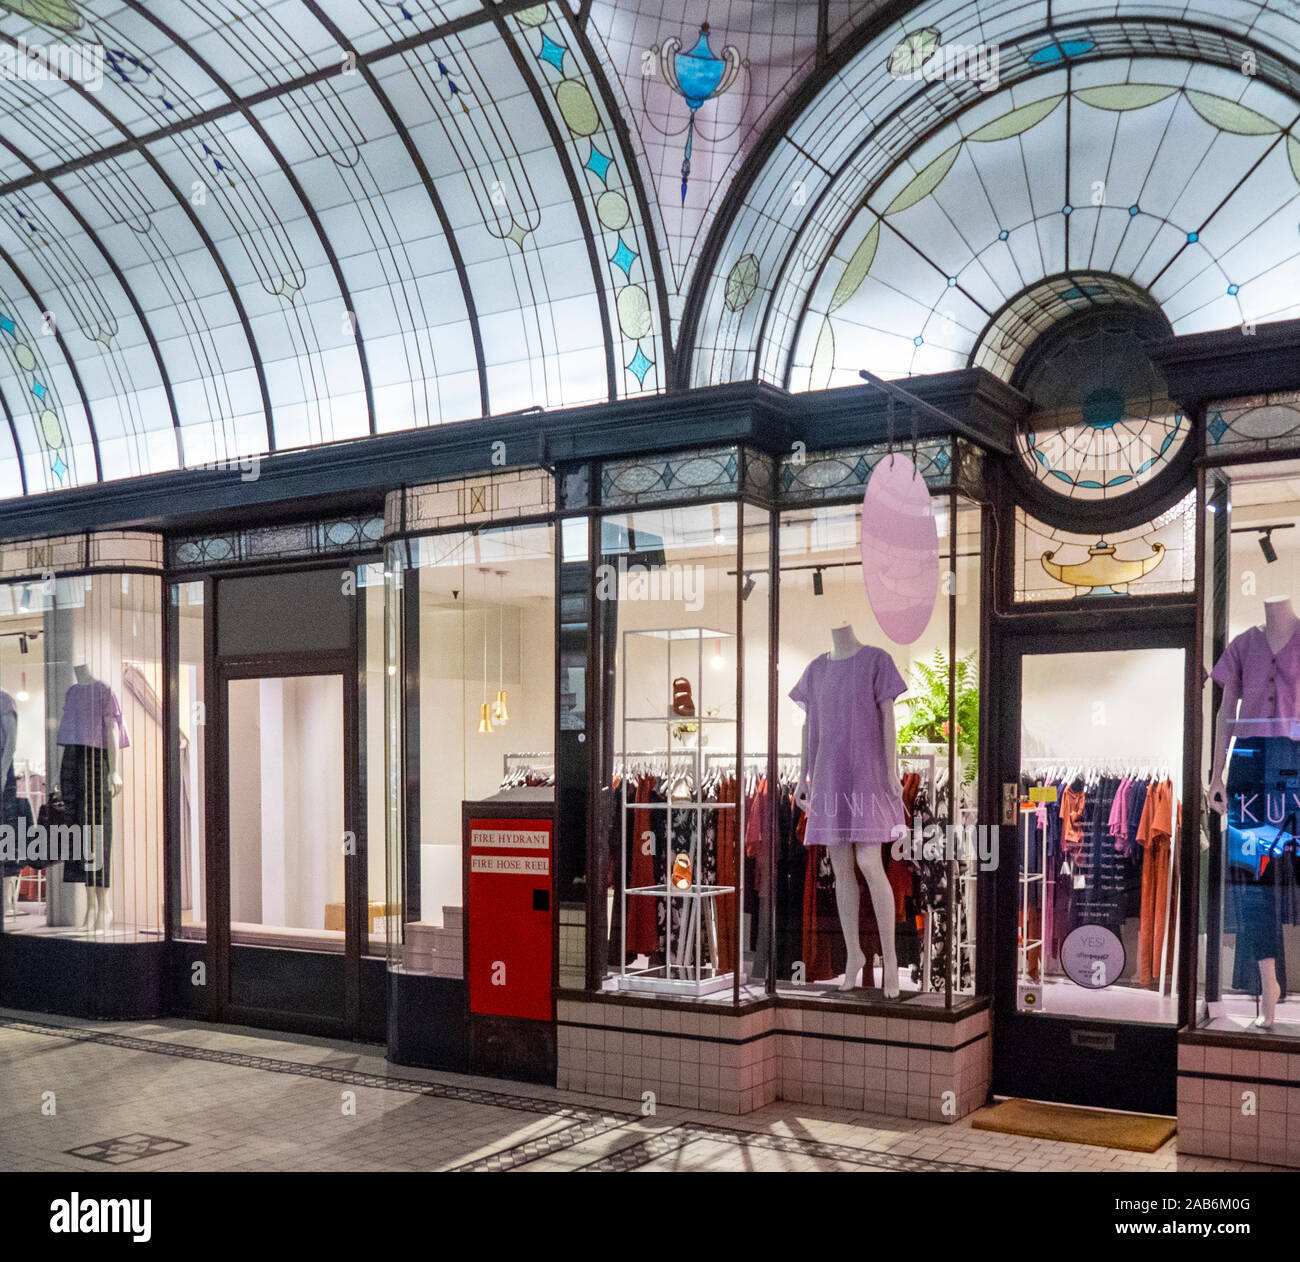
[0,0,666,496]
[687,0,1300,392]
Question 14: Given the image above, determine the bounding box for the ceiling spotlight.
[17,634,27,654]
[741,573,756,601]
[812,568,824,596]
[1260,529,1279,564]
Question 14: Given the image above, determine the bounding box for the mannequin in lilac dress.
[58,664,126,933]
[792,623,907,996]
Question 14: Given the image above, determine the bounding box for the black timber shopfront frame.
[165,551,387,1043]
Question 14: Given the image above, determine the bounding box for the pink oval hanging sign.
[860,453,939,644]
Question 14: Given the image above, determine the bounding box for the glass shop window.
[1201,458,1300,1037]
[386,524,556,976]
[1016,648,1185,1025]
[775,495,982,1003]
[173,581,206,941]
[0,573,163,941]
[597,501,770,1001]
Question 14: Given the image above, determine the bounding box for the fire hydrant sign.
[467,817,553,1022]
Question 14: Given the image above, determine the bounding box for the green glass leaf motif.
[884,144,960,215]
[1288,134,1300,188]
[0,1,80,31]
[828,220,879,312]
[1074,84,1179,111]
[966,95,1064,142]
[809,317,835,391]
[1185,91,1279,136]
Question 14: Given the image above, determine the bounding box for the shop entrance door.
[992,632,1193,1115]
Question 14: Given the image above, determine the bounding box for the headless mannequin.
[0,694,16,920]
[795,623,902,997]
[63,664,122,934]
[1208,595,1298,1029]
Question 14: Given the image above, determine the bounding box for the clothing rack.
[502,750,553,775]
[1021,762,1181,999]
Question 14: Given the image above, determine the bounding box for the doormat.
[970,1099,1176,1152]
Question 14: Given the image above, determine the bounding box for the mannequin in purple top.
[794,622,902,998]
[61,663,124,934]
[1208,594,1300,1029]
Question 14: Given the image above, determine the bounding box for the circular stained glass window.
[1010,305,1185,502]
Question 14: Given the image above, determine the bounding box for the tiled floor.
[0,1009,1278,1172]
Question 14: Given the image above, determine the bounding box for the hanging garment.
[1059,780,1087,860]
[626,773,661,958]
[714,773,739,973]
[1136,779,1177,987]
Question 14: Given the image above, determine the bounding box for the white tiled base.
[1177,1038,1300,1167]
[556,997,991,1121]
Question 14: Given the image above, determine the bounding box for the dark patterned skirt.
[59,744,112,888]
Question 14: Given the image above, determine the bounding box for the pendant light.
[493,570,509,724]
[478,567,493,735]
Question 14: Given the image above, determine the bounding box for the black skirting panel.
[468,1013,557,1087]
[387,970,468,1072]
[359,955,388,1043]
[993,1017,1176,1116]
[0,934,164,1020]
[167,939,208,1018]
[229,945,345,1020]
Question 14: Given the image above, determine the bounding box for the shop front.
[8,329,1300,1149]
[377,373,1008,1120]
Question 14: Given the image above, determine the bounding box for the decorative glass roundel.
[1010,306,1185,502]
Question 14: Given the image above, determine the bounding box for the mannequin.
[1208,595,1300,1029]
[0,689,17,920]
[793,622,905,997]
[57,664,125,934]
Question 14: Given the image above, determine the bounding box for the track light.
[741,573,756,601]
[1260,529,1279,564]
[812,568,824,596]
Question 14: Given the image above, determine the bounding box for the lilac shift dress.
[790,645,907,847]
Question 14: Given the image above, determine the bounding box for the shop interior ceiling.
[1,2,1299,515]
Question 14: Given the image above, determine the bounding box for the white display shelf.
[618,624,740,998]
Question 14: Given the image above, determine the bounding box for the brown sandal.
[671,676,695,716]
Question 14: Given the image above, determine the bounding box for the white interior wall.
[418,583,555,922]
[1020,648,1186,767]
[228,678,262,924]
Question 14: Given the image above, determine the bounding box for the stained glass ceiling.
[0,0,667,498]
[5,0,1300,506]
[689,0,1300,396]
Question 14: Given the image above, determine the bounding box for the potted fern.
[895,649,979,783]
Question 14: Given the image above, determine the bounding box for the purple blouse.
[1210,625,1300,739]
[57,679,129,750]
[790,645,907,847]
